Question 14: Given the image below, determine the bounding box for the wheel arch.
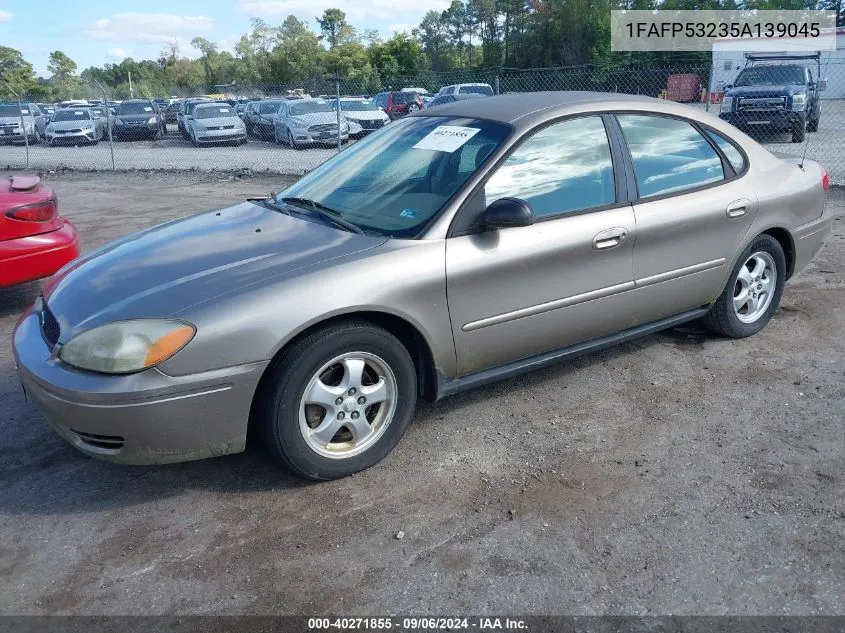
[761,227,796,279]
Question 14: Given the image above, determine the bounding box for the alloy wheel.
[298,352,397,459]
[733,251,776,323]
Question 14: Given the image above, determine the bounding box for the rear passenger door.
[614,114,758,325]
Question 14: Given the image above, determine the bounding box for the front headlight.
[147,116,157,125]
[115,118,125,125]
[291,119,308,128]
[59,319,196,374]
[792,93,807,111]
[720,96,734,112]
[24,121,33,132]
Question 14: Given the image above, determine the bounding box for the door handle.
[593,227,629,250]
[727,199,750,218]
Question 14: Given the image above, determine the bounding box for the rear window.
[290,102,333,115]
[392,92,418,104]
[119,102,155,114]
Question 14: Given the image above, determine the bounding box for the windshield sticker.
[400,209,417,219]
[21,109,29,114]
[413,125,481,152]
[74,111,83,115]
[219,108,229,113]
[144,107,153,112]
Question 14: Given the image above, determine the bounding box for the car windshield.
[734,66,805,86]
[0,105,30,116]
[260,101,282,114]
[196,105,235,118]
[339,100,378,112]
[290,102,333,115]
[119,102,155,114]
[276,116,511,237]
[461,85,494,96]
[52,109,91,122]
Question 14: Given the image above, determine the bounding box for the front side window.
[277,116,511,237]
[618,114,724,198]
[485,116,615,219]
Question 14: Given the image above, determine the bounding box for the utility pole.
[128,71,134,99]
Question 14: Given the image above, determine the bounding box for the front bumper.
[291,129,350,145]
[793,205,835,275]
[194,129,247,144]
[1,129,35,143]
[12,309,269,464]
[0,221,80,288]
[113,124,158,138]
[47,130,97,144]
[719,109,806,132]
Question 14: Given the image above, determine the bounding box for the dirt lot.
[0,171,843,616]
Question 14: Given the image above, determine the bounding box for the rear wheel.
[791,121,806,143]
[808,115,819,133]
[702,234,786,338]
[256,321,417,480]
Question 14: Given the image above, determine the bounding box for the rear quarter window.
[705,129,746,174]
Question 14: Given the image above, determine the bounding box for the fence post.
[5,85,30,168]
[335,72,342,153]
[705,58,716,113]
[495,75,501,95]
[93,79,116,170]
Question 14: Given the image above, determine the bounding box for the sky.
[0,0,452,77]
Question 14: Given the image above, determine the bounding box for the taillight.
[5,198,57,222]
[821,165,830,191]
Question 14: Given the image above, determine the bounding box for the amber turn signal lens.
[144,325,196,367]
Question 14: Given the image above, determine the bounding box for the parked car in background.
[719,54,825,143]
[434,83,495,98]
[424,92,487,109]
[45,108,102,145]
[371,91,424,120]
[402,87,434,105]
[235,102,248,119]
[273,98,349,148]
[113,99,165,140]
[163,101,180,124]
[330,98,389,136]
[37,103,56,123]
[246,98,285,140]
[177,98,212,138]
[187,102,247,146]
[0,102,43,144]
[58,100,89,109]
[12,92,832,479]
[0,174,79,288]
[88,106,112,138]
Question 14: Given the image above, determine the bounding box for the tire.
[791,122,806,143]
[256,321,418,480]
[273,127,282,145]
[702,234,786,339]
[808,117,819,133]
[288,129,301,150]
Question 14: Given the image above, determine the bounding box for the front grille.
[309,123,337,133]
[71,430,125,451]
[223,125,235,130]
[40,304,60,347]
[56,129,82,134]
[738,97,787,112]
[126,120,146,126]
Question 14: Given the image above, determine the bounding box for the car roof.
[413,91,658,125]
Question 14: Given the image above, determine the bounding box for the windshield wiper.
[280,197,364,235]
[248,192,290,216]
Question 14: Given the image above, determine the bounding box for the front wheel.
[791,122,806,143]
[702,234,786,338]
[256,321,418,480]
[808,116,819,133]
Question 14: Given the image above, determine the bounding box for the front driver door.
[446,115,637,376]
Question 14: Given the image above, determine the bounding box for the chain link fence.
[3,59,844,183]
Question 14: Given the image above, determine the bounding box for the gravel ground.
[2,100,845,183]
[0,170,843,616]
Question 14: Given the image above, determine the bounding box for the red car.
[0,175,79,288]
[371,91,424,120]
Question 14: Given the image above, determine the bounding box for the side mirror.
[818,79,827,92]
[483,197,534,229]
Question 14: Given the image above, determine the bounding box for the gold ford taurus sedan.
[13,92,832,479]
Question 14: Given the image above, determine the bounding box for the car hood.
[48,119,92,130]
[727,85,802,97]
[344,111,387,121]
[194,116,242,127]
[0,115,32,124]
[116,113,155,122]
[43,201,387,340]
[291,112,341,125]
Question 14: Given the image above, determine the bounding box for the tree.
[317,8,349,48]
[270,16,326,84]
[47,50,82,99]
[0,46,39,98]
[415,10,453,71]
